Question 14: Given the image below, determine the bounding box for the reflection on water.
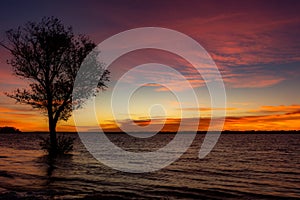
[0,133,299,199]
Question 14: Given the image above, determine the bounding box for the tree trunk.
[48,104,57,155]
[46,84,57,155]
[49,119,57,154]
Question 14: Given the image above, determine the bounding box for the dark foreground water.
[0,133,299,199]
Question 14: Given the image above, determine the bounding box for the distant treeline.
[0,127,21,133]
[1,129,299,134]
[220,130,300,134]
[102,130,300,134]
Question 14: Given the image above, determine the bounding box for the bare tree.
[0,17,109,154]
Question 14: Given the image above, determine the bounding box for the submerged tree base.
[40,134,75,155]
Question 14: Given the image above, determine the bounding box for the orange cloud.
[181,107,237,111]
[224,112,300,131]
[99,104,300,132]
[99,117,209,132]
[133,119,151,126]
[221,104,300,130]
[249,104,300,114]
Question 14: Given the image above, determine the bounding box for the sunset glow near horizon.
[0,0,300,132]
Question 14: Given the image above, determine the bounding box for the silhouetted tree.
[0,17,109,154]
[0,126,21,133]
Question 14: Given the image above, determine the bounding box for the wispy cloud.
[99,104,300,132]
[101,6,300,89]
[248,104,300,114]
[181,107,237,111]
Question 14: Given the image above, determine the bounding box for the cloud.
[99,104,300,132]
[224,112,300,131]
[249,104,300,114]
[223,72,285,88]
[181,107,237,111]
[104,26,296,90]
[183,14,300,88]
[100,7,300,89]
[107,49,223,93]
[221,104,300,130]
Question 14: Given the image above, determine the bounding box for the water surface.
[0,133,299,199]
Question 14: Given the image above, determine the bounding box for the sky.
[0,0,300,132]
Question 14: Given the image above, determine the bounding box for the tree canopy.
[1,17,109,153]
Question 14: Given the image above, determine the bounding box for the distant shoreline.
[3,130,299,134]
